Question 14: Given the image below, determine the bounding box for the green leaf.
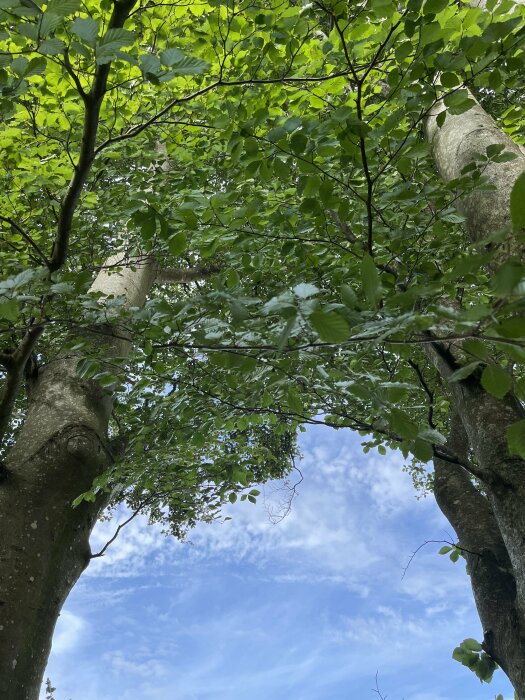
[277,316,297,351]
[507,420,525,459]
[96,28,135,63]
[309,310,349,342]
[438,545,453,554]
[492,261,524,296]
[71,17,99,45]
[46,0,80,15]
[0,299,19,321]
[10,56,28,77]
[98,28,135,48]
[388,408,418,440]
[480,364,511,399]
[24,56,46,77]
[496,317,525,339]
[361,254,381,307]
[462,638,483,652]
[448,361,481,382]
[340,284,357,308]
[510,171,525,231]
[423,0,448,13]
[39,37,65,55]
[290,131,308,154]
[486,143,505,158]
[39,11,63,37]
[159,48,209,74]
[168,231,187,256]
[440,72,460,88]
[76,358,99,379]
[462,338,489,360]
[418,427,447,445]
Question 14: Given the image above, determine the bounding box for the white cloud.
[42,425,515,700]
[103,650,167,678]
[51,610,87,654]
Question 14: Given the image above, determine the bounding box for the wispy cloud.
[51,610,87,655]
[43,426,514,700]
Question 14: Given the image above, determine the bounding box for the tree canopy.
[1,0,525,693]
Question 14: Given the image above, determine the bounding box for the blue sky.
[42,426,514,700]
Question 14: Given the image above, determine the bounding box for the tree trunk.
[426,96,525,695]
[0,258,156,700]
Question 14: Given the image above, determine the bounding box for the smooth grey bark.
[0,258,156,700]
[426,96,525,696]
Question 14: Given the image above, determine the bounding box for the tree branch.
[0,215,49,266]
[49,0,138,272]
[0,324,43,445]
[155,265,220,284]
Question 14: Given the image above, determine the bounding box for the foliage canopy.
[0,0,524,540]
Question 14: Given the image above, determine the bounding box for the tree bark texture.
[426,97,525,696]
[0,258,156,700]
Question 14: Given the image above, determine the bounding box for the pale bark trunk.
[0,257,156,700]
[426,97,525,695]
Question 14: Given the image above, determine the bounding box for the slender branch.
[408,359,435,428]
[49,0,138,272]
[62,48,88,100]
[0,324,44,445]
[0,215,49,266]
[90,504,144,559]
[93,69,356,156]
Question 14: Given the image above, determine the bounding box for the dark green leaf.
[510,171,525,231]
[507,420,525,459]
[71,17,99,45]
[480,364,511,399]
[159,48,209,74]
[310,310,350,342]
[361,254,381,307]
[168,231,188,256]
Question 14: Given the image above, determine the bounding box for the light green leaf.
[418,428,447,445]
[462,638,483,652]
[448,361,481,382]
